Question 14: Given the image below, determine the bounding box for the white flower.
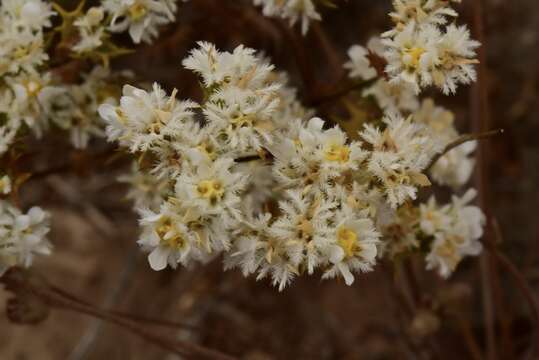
[52,67,116,149]
[386,0,459,35]
[6,72,64,138]
[344,45,377,81]
[419,196,451,235]
[382,1,480,94]
[0,26,49,76]
[1,0,55,31]
[182,42,278,92]
[98,83,198,152]
[72,7,107,54]
[271,117,366,191]
[138,205,205,270]
[225,212,295,289]
[175,157,247,218]
[431,24,480,94]
[103,0,177,43]
[361,113,436,208]
[383,22,440,93]
[322,209,380,285]
[424,189,485,278]
[0,201,51,275]
[204,86,279,152]
[270,190,336,276]
[430,142,476,188]
[413,99,476,187]
[253,0,321,35]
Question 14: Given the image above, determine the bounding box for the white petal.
[148,247,169,271]
[338,263,355,286]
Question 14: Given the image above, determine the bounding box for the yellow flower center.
[197,142,216,160]
[13,46,30,59]
[435,240,460,270]
[229,111,254,128]
[24,80,43,98]
[115,107,128,125]
[337,227,360,258]
[297,218,314,241]
[156,218,184,250]
[324,144,350,163]
[128,3,147,21]
[404,47,426,69]
[197,179,224,205]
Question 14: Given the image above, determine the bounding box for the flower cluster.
[381,189,485,278]
[0,200,51,276]
[253,0,322,35]
[413,99,476,188]
[0,0,177,278]
[382,0,480,94]
[344,39,477,189]
[101,41,483,290]
[56,0,183,60]
[101,0,180,44]
[0,0,486,288]
[0,0,58,153]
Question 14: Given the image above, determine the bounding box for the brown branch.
[308,77,378,107]
[454,313,485,360]
[489,219,539,356]
[426,129,504,171]
[0,268,236,360]
[470,0,497,357]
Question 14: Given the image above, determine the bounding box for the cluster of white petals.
[413,99,476,188]
[0,0,57,153]
[380,189,485,278]
[0,201,52,276]
[382,0,480,94]
[100,41,485,289]
[421,189,485,277]
[253,0,321,35]
[102,0,181,44]
[344,6,479,191]
[0,0,486,286]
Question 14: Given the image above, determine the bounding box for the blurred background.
[1,0,538,359]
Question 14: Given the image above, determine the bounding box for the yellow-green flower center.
[197,179,224,204]
[403,47,426,69]
[337,227,360,258]
[128,3,147,21]
[156,218,184,250]
[324,144,350,163]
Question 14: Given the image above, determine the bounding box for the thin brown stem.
[470,0,497,357]
[455,313,485,360]
[309,77,378,107]
[426,129,504,171]
[1,268,236,360]
[489,219,539,357]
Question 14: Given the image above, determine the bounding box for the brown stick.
[1,268,237,360]
[470,0,497,357]
[426,129,504,171]
[489,219,539,356]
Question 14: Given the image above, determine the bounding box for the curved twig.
[426,129,504,171]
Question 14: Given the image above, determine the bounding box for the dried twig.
[470,0,497,358]
[0,268,237,360]
[426,129,504,171]
[489,219,539,356]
